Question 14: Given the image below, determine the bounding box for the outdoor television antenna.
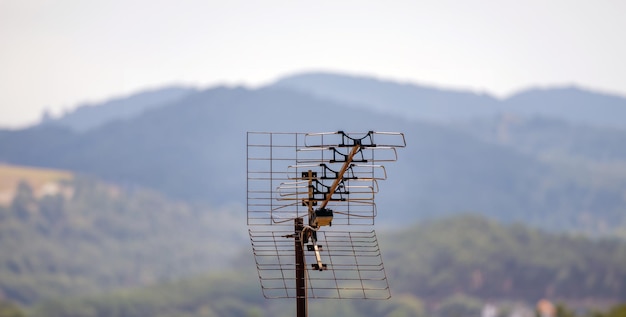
[247,131,405,317]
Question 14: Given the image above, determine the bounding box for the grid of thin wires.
[247,131,398,226]
[247,132,305,226]
[249,228,391,300]
[246,131,405,301]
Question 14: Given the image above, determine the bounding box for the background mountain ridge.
[273,72,626,129]
[1,73,625,235]
[1,71,626,315]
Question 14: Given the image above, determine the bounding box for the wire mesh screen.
[246,131,405,302]
[249,228,391,299]
[247,131,405,226]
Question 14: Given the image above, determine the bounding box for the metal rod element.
[312,243,323,270]
[321,144,361,209]
[295,218,307,317]
[304,170,326,271]
[306,170,314,215]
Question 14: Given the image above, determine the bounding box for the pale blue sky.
[1,0,625,128]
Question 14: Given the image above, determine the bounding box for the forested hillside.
[1,72,625,316]
[382,215,626,302]
[0,168,244,305]
[20,215,626,317]
[1,84,625,235]
[2,164,624,316]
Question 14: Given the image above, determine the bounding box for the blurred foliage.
[1,165,626,316]
[8,215,623,317]
[0,177,245,305]
[434,293,482,317]
[549,302,626,317]
[597,304,626,317]
[453,115,626,236]
[381,215,626,302]
[0,300,26,317]
[30,270,428,317]
[29,270,261,317]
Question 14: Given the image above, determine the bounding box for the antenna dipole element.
[319,144,361,210]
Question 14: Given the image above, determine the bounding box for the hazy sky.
[1,0,625,128]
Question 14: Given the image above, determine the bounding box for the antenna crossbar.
[246,131,404,317]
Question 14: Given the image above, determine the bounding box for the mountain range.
[41,86,197,132]
[2,71,626,314]
[1,72,625,235]
[274,72,626,129]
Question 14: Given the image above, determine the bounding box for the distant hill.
[0,164,244,305]
[2,73,626,312]
[1,85,625,235]
[273,72,626,129]
[504,86,626,129]
[454,114,626,163]
[28,215,626,317]
[2,86,415,204]
[41,86,196,132]
[382,214,626,302]
[41,72,626,133]
[272,72,501,122]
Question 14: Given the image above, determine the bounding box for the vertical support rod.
[306,170,314,220]
[295,217,307,317]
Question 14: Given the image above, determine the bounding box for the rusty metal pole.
[295,217,307,317]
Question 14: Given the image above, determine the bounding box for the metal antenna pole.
[295,217,307,317]
[247,131,406,315]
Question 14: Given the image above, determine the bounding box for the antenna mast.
[247,131,405,317]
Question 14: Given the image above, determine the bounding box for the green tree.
[436,293,482,317]
[598,304,626,317]
[554,303,576,317]
[11,181,37,221]
[0,300,26,317]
